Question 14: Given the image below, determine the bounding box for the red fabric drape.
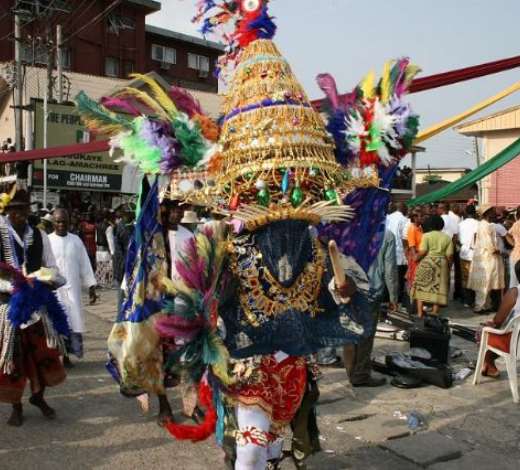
[311,54,520,111]
[0,140,110,163]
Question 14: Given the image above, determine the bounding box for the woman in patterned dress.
[411,215,454,317]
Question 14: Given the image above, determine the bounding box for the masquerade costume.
[76,1,420,467]
[0,189,70,406]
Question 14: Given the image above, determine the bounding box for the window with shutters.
[188,53,210,72]
[151,44,176,64]
[123,60,134,77]
[105,57,120,77]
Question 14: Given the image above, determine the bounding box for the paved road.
[2,290,520,469]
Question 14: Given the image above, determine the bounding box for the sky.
[148,0,520,169]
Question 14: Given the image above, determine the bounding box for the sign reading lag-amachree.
[32,100,123,192]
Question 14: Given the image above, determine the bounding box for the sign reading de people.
[33,100,123,192]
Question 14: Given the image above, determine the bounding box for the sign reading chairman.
[32,100,123,192]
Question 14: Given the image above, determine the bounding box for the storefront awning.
[408,137,520,206]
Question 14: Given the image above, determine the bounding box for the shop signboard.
[32,100,123,192]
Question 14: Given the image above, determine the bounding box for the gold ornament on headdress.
[207,39,372,229]
[0,185,17,214]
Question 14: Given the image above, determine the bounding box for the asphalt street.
[2,290,520,470]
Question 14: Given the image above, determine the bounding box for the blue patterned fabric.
[319,165,398,273]
[117,176,166,323]
[219,221,374,358]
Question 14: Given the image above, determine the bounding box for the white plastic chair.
[473,315,520,403]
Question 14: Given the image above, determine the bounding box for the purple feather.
[169,86,203,118]
[175,238,207,290]
[101,97,141,117]
[139,118,183,172]
[317,73,340,110]
[394,58,411,97]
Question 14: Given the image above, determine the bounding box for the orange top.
[407,223,423,250]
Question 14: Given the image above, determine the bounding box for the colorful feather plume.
[318,58,421,168]
[129,73,178,118]
[1,262,70,337]
[76,75,220,175]
[192,0,276,77]
[172,114,209,168]
[100,97,141,117]
[169,86,203,118]
[76,91,131,136]
[154,225,230,383]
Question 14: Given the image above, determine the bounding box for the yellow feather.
[209,336,235,386]
[114,87,170,121]
[381,60,393,104]
[361,71,376,99]
[82,118,125,136]
[129,73,178,118]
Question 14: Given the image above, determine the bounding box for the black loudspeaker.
[409,316,451,364]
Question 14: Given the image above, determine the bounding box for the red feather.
[169,86,203,118]
[164,382,217,442]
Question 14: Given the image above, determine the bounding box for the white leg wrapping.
[235,405,271,470]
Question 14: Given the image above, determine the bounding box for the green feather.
[172,115,208,168]
[402,115,420,149]
[75,91,131,135]
[117,118,162,174]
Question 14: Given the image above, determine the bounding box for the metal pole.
[56,24,63,103]
[14,12,23,153]
[43,78,48,208]
[411,151,417,199]
[474,137,482,203]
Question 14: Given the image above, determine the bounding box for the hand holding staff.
[328,240,351,303]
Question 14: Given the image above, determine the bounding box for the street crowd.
[3,192,520,455]
[386,201,520,316]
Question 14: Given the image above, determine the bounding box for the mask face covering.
[255,220,312,288]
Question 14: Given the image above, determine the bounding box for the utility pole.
[45,25,54,101]
[56,24,63,103]
[14,11,23,152]
[43,69,48,208]
[474,137,482,203]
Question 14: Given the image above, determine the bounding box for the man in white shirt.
[49,209,97,366]
[458,205,479,307]
[385,202,409,304]
[449,204,462,225]
[438,203,462,300]
[438,203,459,239]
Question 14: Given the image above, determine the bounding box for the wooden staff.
[328,240,350,303]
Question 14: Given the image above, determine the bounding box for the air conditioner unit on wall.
[198,69,209,78]
[160,62,170,70]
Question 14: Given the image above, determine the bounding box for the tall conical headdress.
[196,1,360,228]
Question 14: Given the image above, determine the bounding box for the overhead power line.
[62,0,123,44]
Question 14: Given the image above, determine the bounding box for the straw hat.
[180,210,201,224]
[478,204,495,217]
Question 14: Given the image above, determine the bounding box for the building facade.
[457,105,520,208]
[415,167,470,184]
[0,0,222,93]
[0,0,223,206]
